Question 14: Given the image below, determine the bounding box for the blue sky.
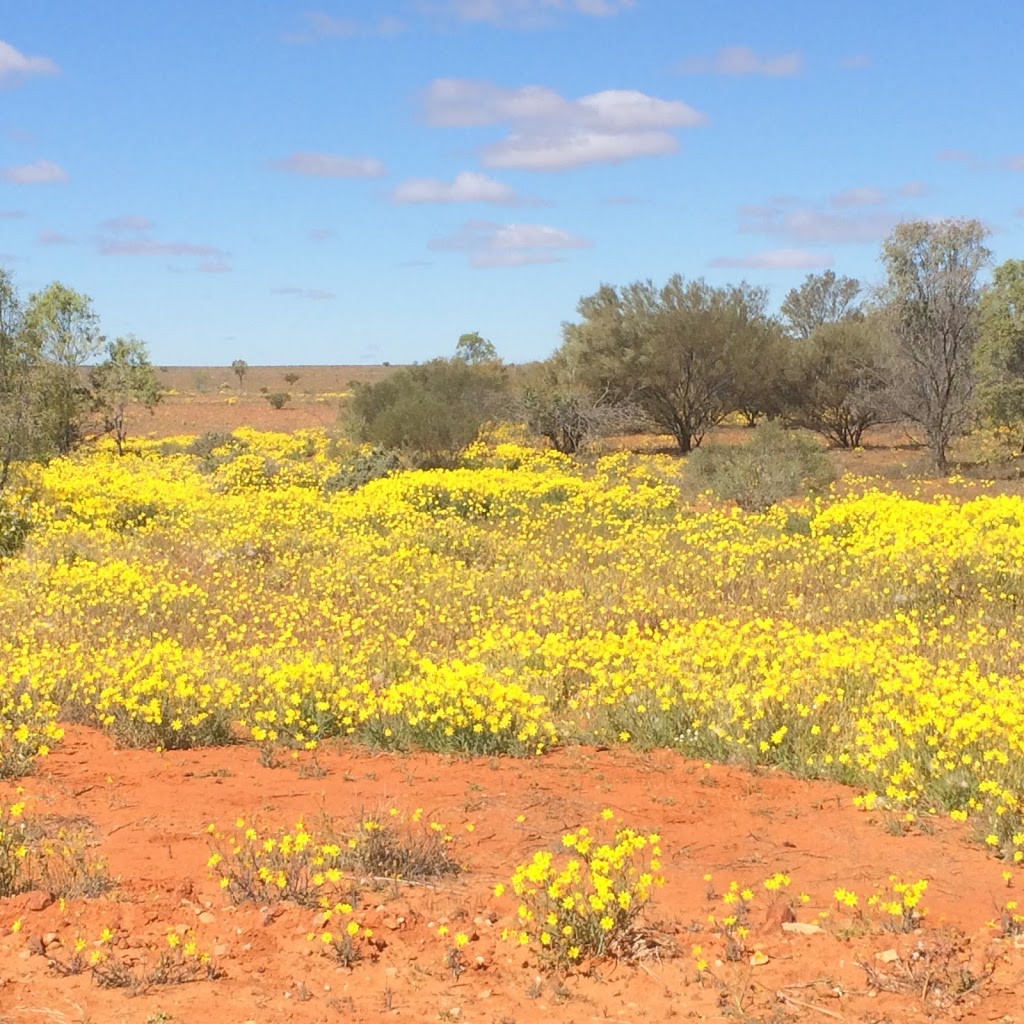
[1,1,1022,365]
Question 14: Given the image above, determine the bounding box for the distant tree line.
[0,268,160,490]
[353,218,1018,475]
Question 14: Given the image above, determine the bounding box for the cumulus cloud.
[272,286,336,300]
[423,79,705,171]
[709,248,833,270]
[1,160,68,184]
[269,151,387,178]
[676,45,803,76]
[391,171,543,205]
[0,40,59,86]
[429,218,591,267]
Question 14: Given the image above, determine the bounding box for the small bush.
[0,499,31,558]
[502,810,664,967]
[267,392,289,410]
[687,420,833,512]
[323,447,401,495]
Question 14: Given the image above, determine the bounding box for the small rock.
[876,948,899,963]
[213,944,229,958]
[384,967,399,979]
[42,933,60,949]
[781,922,825,936]
[478,989,492,1000]
[24,892,53,914]
[759,898,796,933]
[383,916,402,931]
[197,911,216,926]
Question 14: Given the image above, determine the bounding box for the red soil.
[2,727,1022,1023]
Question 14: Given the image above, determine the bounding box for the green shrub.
[0,499,31,557]
[687,421,833,512]
[323,446,401,494]
[267,392,289,410]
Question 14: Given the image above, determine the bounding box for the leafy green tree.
[780,271,863,341]
[974,258,1024,450]
[349,357,507,461]
[454,332,498,365]
[781,317,892,448]
[89,335,162,455]
[231,359,248,388]
[560,276,774,453]
[0,269,41,492]
[880,219,991,473]
[24,282,103,455]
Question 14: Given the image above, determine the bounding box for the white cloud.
[284,11,409,42]
[0,209,25,219]
[100,239,227,258]
[38,229,72,246]
[269,151,386,178]
[429,218,591,267]
[391,171,541,205]
[1003,154,1024,172]
[897,180,930,198]
[740,197,902,244]
[0,40,59,86]
[1,160,68,184]
[272,286,335,300]
[830,186,886,208]
[199,261,231,273]
[101,214,155,232]
[677,45,803,76]
[484,130,678,170]
[422,0,634,27]
[423,79,705,171]
[840,53,871,69]
[709,248,833,270]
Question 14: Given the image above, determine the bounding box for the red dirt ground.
[2,727,1022,1023]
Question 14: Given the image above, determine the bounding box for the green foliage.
[781,318,891,447]
[349,357,507,459]
[880,218,991,473]
[561,276,776,453]
[266,392,289,410]
[454,331,498,365]
[0,497,32,557]
[686,420,833,512]
[231,359,248,387]
[974,259,1024,450]
[89,335,162,455]
[323,446,401,494]
[780,271,863,341]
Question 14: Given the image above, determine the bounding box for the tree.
[0,269,41,491]
[974,259,1024,450]
[349,357,507,461]
[454,332,498,365]
[780,317,891,448]
[880,218,991,473]
[780,271,863,340]
[231,359,248,388]
[23,282,102,455]
[514,358,632,454]
[89,335,162,455]
[560,276,773,454]
[284,372,300,386]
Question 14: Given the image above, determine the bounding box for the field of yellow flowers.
[2,427,1024,854]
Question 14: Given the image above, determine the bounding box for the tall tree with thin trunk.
[780,271,862,340]
[974,258,1024,450]
[89,335,162,455]
[879,219,990,474]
